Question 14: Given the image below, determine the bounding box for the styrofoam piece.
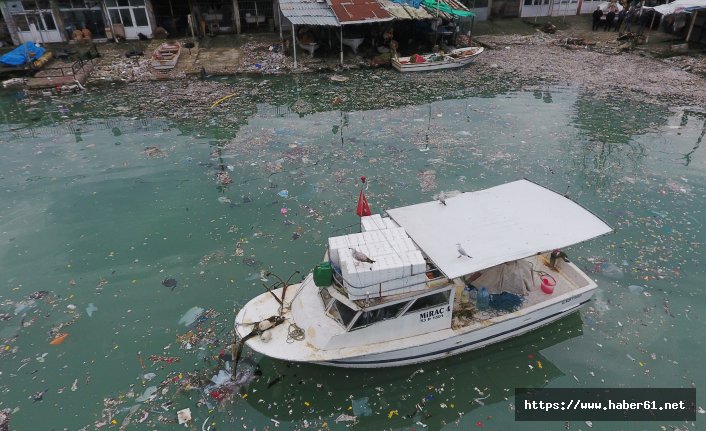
[361,214,386,232]
[382,217,400,229]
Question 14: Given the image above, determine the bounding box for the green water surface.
[0,74,704,431]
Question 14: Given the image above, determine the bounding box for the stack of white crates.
[328,217,427,300]
[361,214,399,232]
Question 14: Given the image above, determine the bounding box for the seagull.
[456,243,472,259]
[437,191,447,206]
[350,248,375,264]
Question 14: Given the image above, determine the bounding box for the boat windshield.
[350,300,409,330]
[319,287,333,310]
[404,290,451,314]
[329,299,357,328]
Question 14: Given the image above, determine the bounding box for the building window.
[21,0,51,10]
[13,15,30,32]
[106,0,150,28]
[12,12,56,31]
[133,8,148,26]
[42,12,56,30]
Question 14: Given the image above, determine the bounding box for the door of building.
[106,0,152,39]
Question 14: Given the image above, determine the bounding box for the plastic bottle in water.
[461,286,470,303]
[477,287,490,311]
[469,287,478,302]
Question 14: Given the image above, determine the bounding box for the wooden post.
[0,2,21,45]
[145,0,158,36]
[292,24,297,68]
[685,10,698,42]
[274,0,281,32]
[645,10,656,42]
[49,0,67,42]
[101,0,118,42]
[233,0,241,34]
[278,3,283,40]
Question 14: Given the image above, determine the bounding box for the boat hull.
[319,292,592,368]
[236,281,595,368]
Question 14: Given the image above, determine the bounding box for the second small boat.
[151,41,182,70]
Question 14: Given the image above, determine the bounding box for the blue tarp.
[0,42,46,67]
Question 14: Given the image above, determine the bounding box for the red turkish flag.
[356,190,371,217]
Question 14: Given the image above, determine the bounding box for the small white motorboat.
[235,180,612,368]
[392,46,484,72]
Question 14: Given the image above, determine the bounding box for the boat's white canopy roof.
[386,180,612,280]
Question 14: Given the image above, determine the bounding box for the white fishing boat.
[234,180,612,368]
[391,46,484,72]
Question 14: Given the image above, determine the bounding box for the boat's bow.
[235,275,339,363]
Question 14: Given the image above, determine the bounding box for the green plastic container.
[313,262,333,287]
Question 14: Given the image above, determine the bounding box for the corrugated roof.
[328,0,394,24]
[280,0,341,26]
[378,0,434,19]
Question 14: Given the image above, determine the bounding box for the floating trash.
[49,333,68,345]
[352,397,372,417]
[599,263,624,279]
[278,190,289,198]
[627,285,644,294]
[178,307,205,326]
[177,408,192,424]
[161,278,177,289]
[135,386,158,403]
[85,303,98,317]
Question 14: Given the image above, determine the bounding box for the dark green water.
[0,75,704,430]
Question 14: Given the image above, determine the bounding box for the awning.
[643,0,706,15]
[421,0,475,17]
[280,0,341,26]
[386,179,613,280]
[378,0,434,19]
[328,0,395,24]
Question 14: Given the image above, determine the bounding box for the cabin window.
[329,300,357,328]
[405,291,450,314]
[318,288,333,309]
[350,301,409,330]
